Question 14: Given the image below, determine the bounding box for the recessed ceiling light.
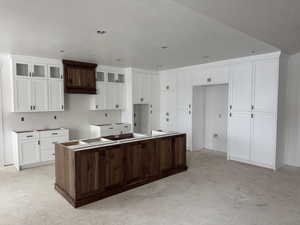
[157,65,163,68]
[116,58,122,62]
[97,30,107,35]
[161,46,168,49]
[59,50,64,53]
[251,50,256,54]
[203,56,210,59]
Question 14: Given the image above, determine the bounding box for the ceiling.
[0,0,278,70]
[174,0,300,55]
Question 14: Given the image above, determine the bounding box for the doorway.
[192,84,228,152]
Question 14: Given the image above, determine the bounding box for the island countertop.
[58,130,183,151]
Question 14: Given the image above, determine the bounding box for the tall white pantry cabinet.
[228,56,279,169]
[159,52,280,169]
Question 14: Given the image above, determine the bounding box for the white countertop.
[63,131,183,152]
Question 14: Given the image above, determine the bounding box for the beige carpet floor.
[1,150,300,225]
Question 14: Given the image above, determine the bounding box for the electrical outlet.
[105,113,108,117]
[54,115,57,120]
[21,117,24,122]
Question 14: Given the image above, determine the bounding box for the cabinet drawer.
[41,150,55,162]
[100,126,119,136]
[39,129,68,138]
[19,132,39,141]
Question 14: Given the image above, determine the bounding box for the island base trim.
[55,166,188,208]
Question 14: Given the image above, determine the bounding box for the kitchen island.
[55,131,187,207]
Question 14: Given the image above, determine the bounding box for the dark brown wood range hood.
[63,60,97,94]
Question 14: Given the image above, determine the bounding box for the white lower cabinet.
[90,123,131,137]
[20,140,40,165]
[13,129,69,170]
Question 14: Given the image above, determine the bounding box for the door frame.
[0,59,4,167]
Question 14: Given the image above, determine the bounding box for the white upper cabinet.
[11,55,64,112]
[48,64,63,79]
[32,63,47,78]
[132,70,151,104]
[229,62,253,112]
[160,71,176,92]
[31,79,48,111]
[15,78,31,112]
[90,68,126,110]
[176,69,192,110]
[253,59,278,113]
[49,79,64,111]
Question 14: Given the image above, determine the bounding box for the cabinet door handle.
[166,118,169,122]
[166,85,170,90]
[26,135,33,138]
[30,105,33,110]
[251,113,254,118]
[166,112,169,116]
[207,77,212,82]
[140,98,144,102]
[229,113,232,117]
[189,111,191,115]
[52,133,58,135]
[251,105,254,110]
[62,105,64,110]
[229,105,232,110]
[96,105,98,109]
[38,140,40,145]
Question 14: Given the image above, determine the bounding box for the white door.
[132,73,142,104]
[95,82,106,110]
[15,78,31,112]
[176,109,192,149]
[253,59,278,113]
[106,82,116,109]
[230,63,252,112]
[176,70,192,110]
[116,83,124,109]
[32,79,48,111]
[251,113,276,167]
[20,140,40,165]
[141,73,151,104]
[228,112,251,161]
[49,79,64,111]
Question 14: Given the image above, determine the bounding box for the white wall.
[277,52,300,167]
[204,85,228,152]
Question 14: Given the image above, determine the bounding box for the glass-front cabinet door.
[15,62,30,77]
[49,65,63,79]
[32,64,47,78]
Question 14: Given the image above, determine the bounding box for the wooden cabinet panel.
[63,60,97,94]
[105,146,124,188]
[76,150,106,199]
[55,134,187,207]
[157,138,173,172]
[124,143,143,184]
[173,135,186,168]
[142,140,159,178]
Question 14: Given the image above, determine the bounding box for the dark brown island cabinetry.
[63,60,97,94]
[55,134,187,207]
